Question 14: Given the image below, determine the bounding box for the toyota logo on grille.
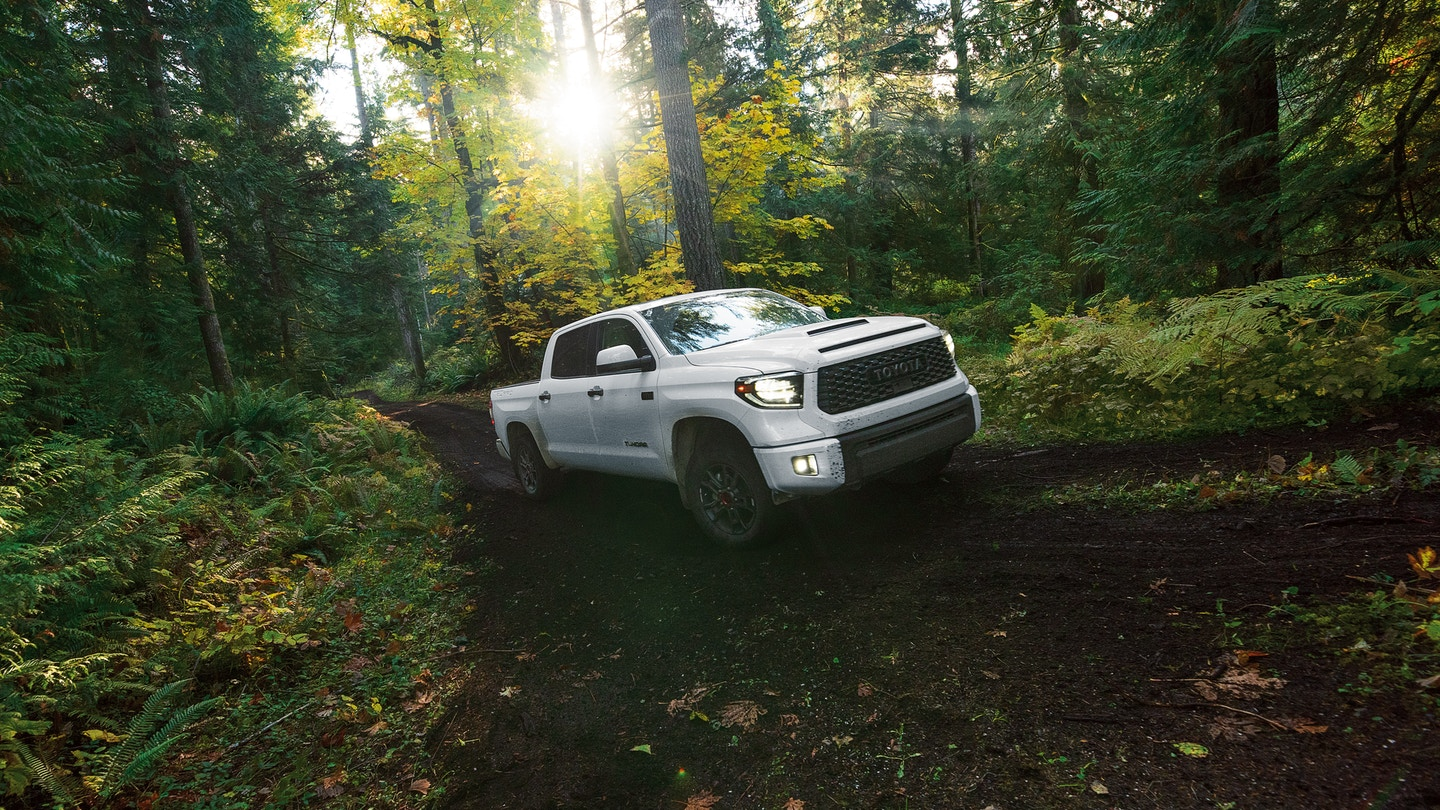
[871,355,926,382]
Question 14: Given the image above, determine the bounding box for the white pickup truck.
[489,288,981,545]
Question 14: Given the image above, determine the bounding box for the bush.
[984,271,1440,442]
[1,387,463,806]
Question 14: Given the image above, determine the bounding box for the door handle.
[538,391,551,403]
[587,386,604,398]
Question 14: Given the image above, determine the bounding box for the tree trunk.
[1214,0,1282,289]
[579,0,639,276]
[420,0,524,371]
[135,0,234,393]
[950,0,982,291]
[1057,0,1105,302]
[644,0,726,290]
[350,19,427,387]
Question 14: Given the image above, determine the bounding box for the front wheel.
[510,429,560,500]
[686,441,776,547]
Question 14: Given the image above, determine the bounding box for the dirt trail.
[373,396,1440,809]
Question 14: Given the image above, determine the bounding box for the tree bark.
[579,0,639,276]
[420,0,524,371]
[1057,0,1105,302]
[1214,0,1282,289]
[644,0,726,290]
[350,18,427,387]
[950,0,982,291]
[135,0,234,393]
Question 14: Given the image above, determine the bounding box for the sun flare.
[538,75,610,155]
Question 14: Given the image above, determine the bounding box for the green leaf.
[630,744,653,755]
[1173,742,1209,758]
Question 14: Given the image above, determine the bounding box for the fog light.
[791,454,818,476]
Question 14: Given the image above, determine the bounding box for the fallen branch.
[226,699,316,752]
[1141,699,1289,732]
[1299,515,1431,530]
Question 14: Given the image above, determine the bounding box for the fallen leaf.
[342,610,364,634]
[1198,485,1218,499]
[857,682,875,697]
[784,799,806,810]
[720,700,765,730]
[683,791,720,810]
[779,714,800,727]
[1232,650,1269,665]
[630,744,653,754]
[1266,454,1287,474]
[1208,715,1263,740]
[83,729,125,743]
[316,771,346,798]
[1417,673,1440,689]
[1281,717,1329,734]
[500,685,521,698]
[1173,742,1209,758]
[365,721,389,735]
[830,734,854,747]
[1090,782,1109,795]
[1216,669,1286,697]
[1368,423,1399,431]
[319,729,347,748]
[666,684,713,717]
[409,778,431,795]
[981,670,1000,680]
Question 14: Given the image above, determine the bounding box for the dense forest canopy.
[2,0,1437,413]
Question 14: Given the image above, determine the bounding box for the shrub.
[985,271,1440,442]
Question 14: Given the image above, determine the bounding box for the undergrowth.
[978,269,1440,444]
[1255,548,1440,697]
[1,384,467,808]
[1039,440,1440,512]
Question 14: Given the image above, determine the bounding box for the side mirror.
[596,344,656,374]
[808,305,828,319]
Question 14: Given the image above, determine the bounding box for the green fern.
[1333,454,1366,485]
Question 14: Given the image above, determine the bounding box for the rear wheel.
[686,441,775,547]
[510,429,560,500]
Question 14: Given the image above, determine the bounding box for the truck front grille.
[816,337,957,414]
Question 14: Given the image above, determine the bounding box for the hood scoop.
[807,318,868,336]
[819,322,926,353]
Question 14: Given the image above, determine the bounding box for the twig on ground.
[1141,699,1289,731]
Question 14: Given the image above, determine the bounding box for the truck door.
[584,317,665,479]
[534,323,598,465]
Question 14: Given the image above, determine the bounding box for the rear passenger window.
[596,318,651,359]
[550,326,591,378]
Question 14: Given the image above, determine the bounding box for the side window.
[549,325,592,378]
[596,318,652,360]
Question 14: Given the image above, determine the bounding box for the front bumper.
[753,389,979,496]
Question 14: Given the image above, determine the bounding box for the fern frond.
[18,744,82,805]
[95,680,185,790]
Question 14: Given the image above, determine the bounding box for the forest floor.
[368,396,1440,810]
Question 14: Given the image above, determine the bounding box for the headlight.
[735,372,804,408]
[942,331,956,356]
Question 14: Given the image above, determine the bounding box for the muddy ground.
[372,398,1440,810]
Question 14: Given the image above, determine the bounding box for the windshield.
[641,290,826,355]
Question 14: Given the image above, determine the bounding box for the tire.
[510,428,560,500]
[686,441,776,547]
[887,446,954,484]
